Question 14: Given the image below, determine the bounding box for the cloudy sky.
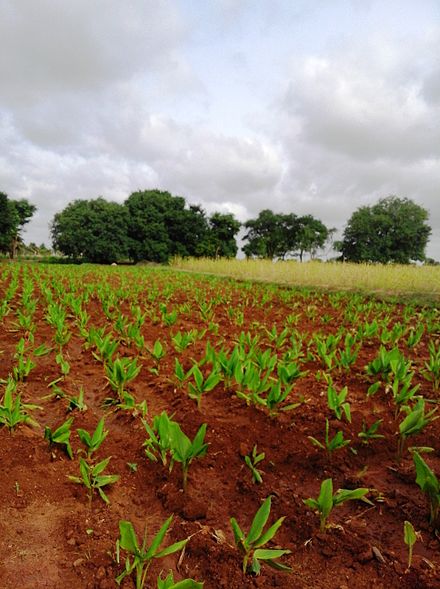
[1,0,439,259]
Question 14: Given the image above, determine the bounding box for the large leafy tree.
[201,212,241,258]
[0,192,36,257]
[243,210,290,259]
[51,198,129,263]
[125,190,213,262]
[295,215,331,262]
[337,196,431,263]
[243,209,330,260]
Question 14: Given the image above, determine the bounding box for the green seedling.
[77,417,108,459]
[105,356,141,398]
[67,386,87,412]
[173,358,192,389]
[168,421,208,490]
[91,331,119,363]
[358,419,385,445]
[68,456,119,505]
[397,399,438,460]
[264,381,299,414]
[308,418,351,459]
[303,478,370,532]
[111,390,147,417]
[157,570,203,589]
[144,412,208,490]
[244,445,265,484]
[412,451,440,527]
[230,496,291,575]
[0,377,40,431]
[115,516,190,589]
[187,365,221,408]
[143,411,175,466]
[403,521,419,571]
[327,382,351,422]
[422,341,440,390]
[406,324,424,348]
[44,417,74,459]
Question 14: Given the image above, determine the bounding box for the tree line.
[0,189,433,264]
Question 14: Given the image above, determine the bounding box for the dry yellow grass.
[171,257,440,300]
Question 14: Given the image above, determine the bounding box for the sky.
[1,0,439,259]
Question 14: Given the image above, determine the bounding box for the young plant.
[397,399,438,460]
[308,418,351,459]
[68,456,119,505]
[157,571,203,589]
[358,419,385,445]
[244,445,265,484]
[303,478,370,532]
[403,520,419,571]
[230,496,291,575]
[187,365,221,408]
[0,377,40,431]
[44,417,74,459]
[116,516,190,589]
[327,382,351,422]
[412,450,440,527]
[77,417,108,459]
[105,356,141,399]
[143,412,208,490]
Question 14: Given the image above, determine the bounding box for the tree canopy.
[51,198,130,264]
[337,196,431,263]
[242,209,331,260]
[0,192,36,258]
[51,190,241,263]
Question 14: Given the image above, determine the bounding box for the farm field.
[0,262,439,589]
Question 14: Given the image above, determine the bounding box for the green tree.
[242,210,290,259]
[242,210,330,261]
[295,215,331,262]
[338,196,431,264]
[0,192,37,258]
[201,212,241,258]
[125,190,211,262]
[51,198,129,263]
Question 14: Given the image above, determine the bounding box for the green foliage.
[116,516,190,588]
[338,196,431,263]
[398,399,438,460]
[304,478,370,532]
[412,451,440,527]
[51,197,130,263]
[157,571,203,589]
[308,418,351,459]
[358,419,384,444]
[0,192,36,258]
[68,456,119,505]
[187,364,222,408]
[403,521,418,570]
[244,445,265,484]
[327,382,351,422]
[105,356,141,398]
[77,417,108,458]
[230,496,291,575]
[243,210,330,260]
[0,378,40,430]
[44,417,74,459]
[143,412,208,489]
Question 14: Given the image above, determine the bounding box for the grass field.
[171,258,440,300]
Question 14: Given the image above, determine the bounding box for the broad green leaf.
[246,496,272,545]
[154,538,189,558]
[146,515,173,558]
[253,516,286,548]
[118,520,140,554]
